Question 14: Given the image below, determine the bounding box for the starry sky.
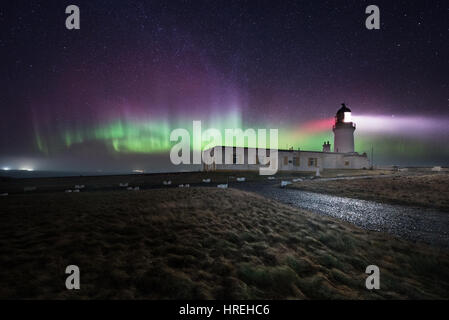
[0,0,448,172]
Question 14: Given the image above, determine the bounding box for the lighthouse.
[333,103,355,153]
[203,102,370,173]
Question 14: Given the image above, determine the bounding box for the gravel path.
[231,181,449,248]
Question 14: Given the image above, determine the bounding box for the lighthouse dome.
[337,103,351,115]
[336,103,352,123]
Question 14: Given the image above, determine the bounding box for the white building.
[202,104,370,172]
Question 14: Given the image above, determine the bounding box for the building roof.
[205,146,364,156]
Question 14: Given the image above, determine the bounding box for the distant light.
[133,169,144,173]
[343,112,352,123]
[2,167,10,171]
[20,167,34,171]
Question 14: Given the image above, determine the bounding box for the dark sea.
[0,170,131,179]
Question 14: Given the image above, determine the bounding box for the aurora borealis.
[1,1,448,172]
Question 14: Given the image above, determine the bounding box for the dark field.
[0,171,308,195]
[289,173,449,212]
[1,186,448,299]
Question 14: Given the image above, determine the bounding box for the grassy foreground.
[290,173,449,212]
[0,188,448,299]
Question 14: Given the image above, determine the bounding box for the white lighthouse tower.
[333,103,355,153]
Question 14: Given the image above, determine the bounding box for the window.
[293,157,300,166]
[344,160,350,166]
[284,156,289,165]
[308,158,318,167]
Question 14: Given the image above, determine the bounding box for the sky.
[0,0,448,172]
